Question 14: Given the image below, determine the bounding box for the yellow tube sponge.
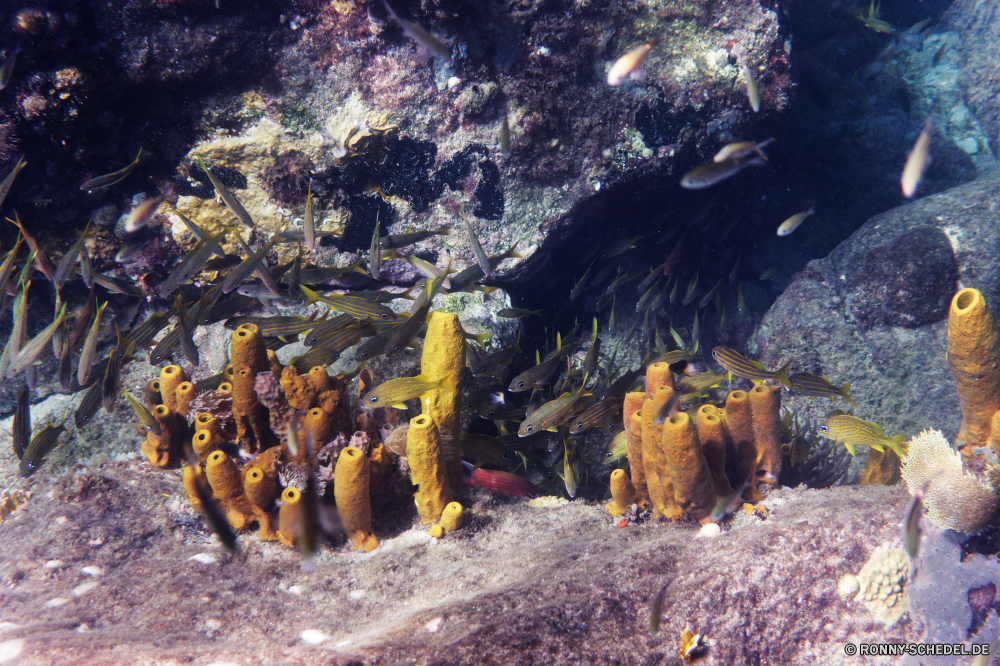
[948,288,1000,447]
[439,501,464,531]
[606,468,637,517]
[623,391,649,508]
[406,414,453,523]
[191,429,220,462]
[695,405,733,497]
[158,365,188,413]
[277,487,301,548]
[661,412,717,523]
[420,311,465,488]
[335,446,379,551]
[644,361,674,394]
[182,464,206,514]
[145,379,162,406]
[175,381,195,417]
[231,323,270,377]
[280,364,316,411]
[725,390,758,496]
[749,385,782,488]
[205,450,254,531]
[141,404,183,467]
[642,387,683,520]
[232,364,269,451]
[990,410,1000,458]
[301,407,332,449]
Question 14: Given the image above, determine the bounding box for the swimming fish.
[222,229,282,294]
[158,229,226,297]
[12,388,29,463]
[462,462,538,496]
[8,304,67,376]
[369,211,381,279]
[304,180,315,252]
[607,38,658,86]
[676,371,726,396]
[714,139,773,163]
[604,430,629,464]
[680,156,766,189]
[74,381,103,428]
[711,346,791,387]
[568,397,622,434]
[468,335,520,379]
[652,392,682,425]
[384,302,430,356]
[649,585,666,636]
[498,308,541,319]
[383,1,451,61]
[789,373,856,405]
[300,285,396,321]
[508,354,561,392]
[776,206,815,236]
[821,415,906,457]
[196,156,254,227]
[0,43,20,91]
[518,382,591,437]
[740,62,761,112]
[902,473,942,559]
[570,260,595,300]
[122,388,161,436]
[463,215,491,278]
[499,107,511,159]
[54,225,92,288]
[77,300,108,386]
[0,155,25,211]
[362,373,453,409]
[901,117,933,199]
[80,148,142,191]
[124,187,172,233]
[185,460,239,554]
[380,227,451,250]
[19,422,66,478]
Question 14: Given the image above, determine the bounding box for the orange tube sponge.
[725,390,757,489]
[439,501,464,531]
[232,364,270,451]
[749,384,782,488]
[662,412,716,523]
[205,450,254,531]
[990,410,1000,458]
[141,404,183,467]
[145,380,162,406]
[277,487,301,548]
[307,366,330,392]
[406,414,453,523]
[948,288,1000,447]
[280,365,316,411]
[606,468,637,517]
[696,405,733,496]
[645,362,674,393]
[420,311,465,487]
[642,387,683,520]
[301,407,332,449]
[335,446,379,551]
[623,391,649,508]
[231,324,269,377]
[175,381,195,417]
[182,464,206,513]
[158,365,188,413]
[191,429,220,462]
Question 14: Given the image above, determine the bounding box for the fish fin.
[889,434,907,458]
[841,383,856,406]
[436,375,456,393]
[773,362,792,388]
[299,285,320,305]
[390,402,409,409]
[844,441,856,456]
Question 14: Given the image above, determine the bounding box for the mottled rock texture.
[751,171,1000,454]
[0,458,971,666]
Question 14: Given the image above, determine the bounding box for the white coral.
[901,429,1000,534]
[850,547,910,627]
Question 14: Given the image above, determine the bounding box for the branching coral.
[901,429,1000,534]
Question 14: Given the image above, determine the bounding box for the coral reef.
[900,429,1000,534]
[838,546,910,627]
[0,488,30,522]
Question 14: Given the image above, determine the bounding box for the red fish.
[462,464,539,497]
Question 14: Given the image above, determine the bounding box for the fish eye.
[369,396,379,404]
[381,314,390,320]
[393,346,401,352]
[332,353,340,361]
[526,425,533,432]
[820,425,829,432]
[517,382,524,389]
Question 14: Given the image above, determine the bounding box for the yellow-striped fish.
[517,382,591,437]
[820,414,905,457]
[300,285,396,321]
[711,346,791,387]
[603,430,628,464]
[362,373,453,409]
[789,373,856,406]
